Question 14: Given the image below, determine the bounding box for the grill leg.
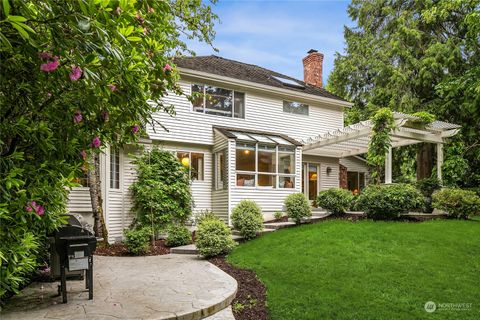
[60,263,67,303]
[85,269,89,289]
[88,256,93,300]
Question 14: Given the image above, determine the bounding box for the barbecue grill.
[53,221,97,303]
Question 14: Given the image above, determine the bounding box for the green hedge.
[124,227,151,255]
[165,224,191,247]
[196,216,236,258]
[284,193,311,224]
[355,184,423,219]
[231,200,264,240]
[432,188,480,219]
[317,188,354,215]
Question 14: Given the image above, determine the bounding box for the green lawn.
[228,219,480,320]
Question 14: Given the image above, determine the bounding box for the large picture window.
[177,151,204,181]
[283,100,309,115]
[192,84,245,119]
[110,148,120,189]
[235,143,295,188]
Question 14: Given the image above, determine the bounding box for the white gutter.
[178,67,353,108]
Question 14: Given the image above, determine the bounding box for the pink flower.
[73,110,83,124]
[69,66,82,81]
[25,205,33,212]
[132,125,140,134]
[163,64,172,72]
[91,136,101,148]
[40,57,60,72]
[80,150,87,160]
[107,84,117,92]
[36,205,45,216]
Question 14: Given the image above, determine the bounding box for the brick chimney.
[303,49,324,88]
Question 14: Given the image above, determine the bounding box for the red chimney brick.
[303,49,324,88]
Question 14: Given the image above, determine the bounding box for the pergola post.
[385,147,392,184]
[437,143,443,182]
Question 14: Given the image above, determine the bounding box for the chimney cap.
[307,49,318,54]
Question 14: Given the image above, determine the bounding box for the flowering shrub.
[0,0,216,299]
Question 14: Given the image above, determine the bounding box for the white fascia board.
[178,67,353,109]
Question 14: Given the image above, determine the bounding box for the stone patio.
[0,254,237,320]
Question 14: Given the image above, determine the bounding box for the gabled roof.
[174,55,347,102]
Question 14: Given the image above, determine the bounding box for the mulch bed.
[94,240,170,256]
[209,256,268,320]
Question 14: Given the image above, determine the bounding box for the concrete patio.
[0,254,237,320]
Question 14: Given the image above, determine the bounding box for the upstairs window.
[192,84,245,119]
[283,100,309,115]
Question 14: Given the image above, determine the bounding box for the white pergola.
[302,112,461,183]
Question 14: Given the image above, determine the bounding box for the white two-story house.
[68,50,371,243]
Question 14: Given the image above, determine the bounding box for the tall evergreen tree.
[328,0,480,186]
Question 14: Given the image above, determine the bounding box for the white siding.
[303,155,340,190]
[148,81,344,145]
[106,145,139,243]
[340,157,369,173]
[67,187,94,226]
[211,132,230,222]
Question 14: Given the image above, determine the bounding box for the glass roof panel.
[268,135,293,145]
[271,75,305,89]
[231,131,256,141]
[248,134,276,144]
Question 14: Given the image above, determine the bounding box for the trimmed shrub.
[284,193,311,224]
[231,200,264,240]
[124,227,151,255]
[196,216,236,258]
[317,188,354,216]
[274,211,284,220]
[193,209,217,226]
[165,224,191,247]
[432,188,480,219]
[355,184,423,220]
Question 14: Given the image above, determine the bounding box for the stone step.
[231,228,276,236]
[170,243,198,254]
[263,221,297,230]
[203,306,235,320]
[231,234,243,242]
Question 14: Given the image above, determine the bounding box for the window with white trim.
[283,100,309,115]
[110,148,120,189]
[177,151,204,181]
[235,143,295,188]
[192,84,245,118]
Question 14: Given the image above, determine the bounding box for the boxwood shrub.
[317,188,354,216]
[195,216,236,258]
[355,184,423,220]
[124,226,151,255]
[165,224,191,247]
[231,200,264,240]
[284,193,311,224]
[432,188,480,219]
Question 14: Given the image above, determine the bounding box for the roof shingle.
[174,55,347,102]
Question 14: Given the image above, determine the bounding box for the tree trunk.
[88,153,108,240]
[416,143,434,180]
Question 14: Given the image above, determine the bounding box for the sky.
[186,0,355,84]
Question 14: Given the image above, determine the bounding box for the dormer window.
[192,84,245,119]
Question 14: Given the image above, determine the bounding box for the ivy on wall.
[367,108,395,184]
